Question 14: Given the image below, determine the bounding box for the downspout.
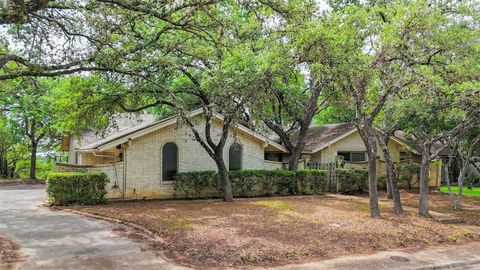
[123,139,131,200]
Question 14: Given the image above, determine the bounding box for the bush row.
[174,169,369,198]
[336,169,369,194]
[174,169,329,198]
[46,172,109,205]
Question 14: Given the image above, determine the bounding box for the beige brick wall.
[312,131,402,163]
[122,117,266,199]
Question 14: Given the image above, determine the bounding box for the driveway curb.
[413,258,480,270]
[48,206,166,245]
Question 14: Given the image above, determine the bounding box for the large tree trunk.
[456,169,466,210]
[30,142,37,180]
[385,174,392,199]
[287,146,303,170]
[455,135,480,210]
[357,124,381,219]
[0,154,6,178]
[214,154,233,202]
[419,147,431,217]
[444,162,455,209]
[377,136,404,216]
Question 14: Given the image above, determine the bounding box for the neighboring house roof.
[394,131,450,156]
[77,109,286,152]
[302,123,357,153]
[280,122,419,155]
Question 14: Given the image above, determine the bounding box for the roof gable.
[302,123,419,155]
[302,123,357,153]
[77,109,286,152]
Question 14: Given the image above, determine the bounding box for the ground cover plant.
[65,195,478,268]
[440,186,480,197]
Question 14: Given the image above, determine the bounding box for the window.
[264,152,282,162]
[162,142,178,181]
[337,151,366,162]
[229,143,243,171]
[400,152,409,161]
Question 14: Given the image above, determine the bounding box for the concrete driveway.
[0,185,186,270]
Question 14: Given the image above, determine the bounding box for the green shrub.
[47,172,109,205]
[174,170,219,198]
[295,170,328,195]
[466,173,480,187]
[336,169,368,194]
[377,174,387,190]
[398,163,420,188]
[174,169,328,199]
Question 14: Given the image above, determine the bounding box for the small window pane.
[162,142,178,181]
[229,143,242,171]
[351,152,366,162]
[338,152,351,161]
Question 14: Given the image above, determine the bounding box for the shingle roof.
[393,131,450,156]
[302,122,357,152]
[76,113,157,151]
[75,110,287,152]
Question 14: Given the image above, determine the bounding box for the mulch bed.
[65,195,480,268]
[0,179,45,186]
[0,235,23,269]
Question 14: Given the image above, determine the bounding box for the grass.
[440,186,480,197]
[254,200,292,212]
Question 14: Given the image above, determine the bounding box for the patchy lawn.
[65,195,479,268]
[396,190,480,226]
[0,235,22,268]
[440,186,480,197]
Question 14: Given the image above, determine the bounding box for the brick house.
[58,109,442,200]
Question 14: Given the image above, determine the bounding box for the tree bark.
[385,174,392,199]
[377,135,404,215]
[287,146,303,170]
[357,123,382,219]
[457,171,465,210]
[444,160,455,209]
[30,142,37,180]
[0,154,6,178]
[418,146,431,217]
[214,154,233,202]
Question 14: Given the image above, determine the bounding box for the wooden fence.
[307,161,337,192]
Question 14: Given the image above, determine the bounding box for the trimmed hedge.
[174,169,328,199]
[47,172,109,205]
[336,169,368,194]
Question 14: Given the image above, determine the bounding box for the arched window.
[162,142,178,181]
[229,143,242,171]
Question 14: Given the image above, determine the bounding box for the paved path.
[0,185,186,270]
[2,185,480,270]
[269,241,480,270]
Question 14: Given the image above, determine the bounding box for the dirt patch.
[64,195,480,268]
[0,179,45,186]
[0,235,23,269]
[393,190,480,226]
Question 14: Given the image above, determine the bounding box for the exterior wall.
[264,160,284,170]
[313,132,402,163]
[55,162,125,199]
[68,137,80,164]
[122,117,267,199]
[307,130,439,187]
[80,148,123,165]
